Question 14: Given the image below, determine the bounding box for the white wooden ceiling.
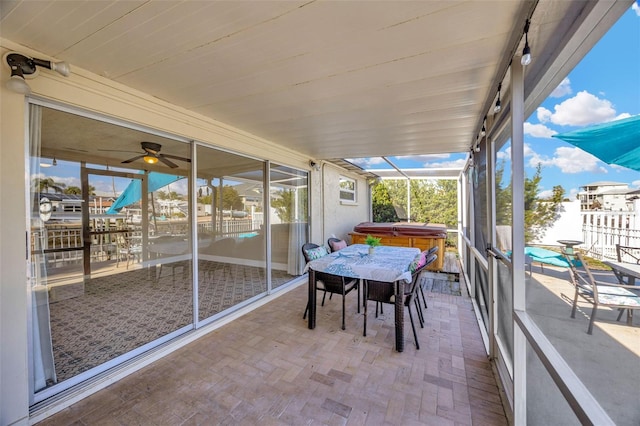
[0,0,627,162]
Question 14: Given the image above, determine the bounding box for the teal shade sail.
[106,172,183,214]
[553,115,640,172]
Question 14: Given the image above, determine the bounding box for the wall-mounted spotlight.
[521,19,532,66]
[309,160,320,171]
[494,83,502,113]
[40,157,57,168]
[3,52,70,95]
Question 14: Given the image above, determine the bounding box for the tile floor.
[36,281,508,425]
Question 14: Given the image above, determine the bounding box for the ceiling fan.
[121,142,190,169]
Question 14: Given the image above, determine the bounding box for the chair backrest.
[302,243,329,263]
[616,244,640,264]
[302,243,319,263]
[405,260,430,304]
[563,250,599,300]
[424,253,438,269]
[327,238,347,253]
[426,246,438,256]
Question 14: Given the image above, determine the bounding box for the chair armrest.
[593,280,640,291]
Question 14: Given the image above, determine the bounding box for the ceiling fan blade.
[161,153,191,163]
[158,155,178,168]
[121,154,145,164]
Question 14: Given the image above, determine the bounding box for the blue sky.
[352,4,640,200]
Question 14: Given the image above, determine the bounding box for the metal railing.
[31,217,265,269]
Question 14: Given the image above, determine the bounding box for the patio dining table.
[603,261,640,286]
[305,243,420,352]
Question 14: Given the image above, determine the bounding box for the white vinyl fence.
[581,205,640,261]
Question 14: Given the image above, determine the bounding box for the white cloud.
[547,91,617,126]
[633,1,640,16]
[528,146,608,174]
[524,122,557,138]
[568,187,580,199]
[632,180,640,189]
[496,144,535,161]
[537,107,552,123]
[613,112,632,121]
[550,78,572,98]
[396,154,450,162]
[422,158,467,169]
[347,157,386,168]
[538,189,554,199]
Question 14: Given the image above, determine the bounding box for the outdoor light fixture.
[521,19,532,66]
[3,52,70,95]
[480,116,487,137]
[494,83,502,113]
[143,155,159,165]
[40,157,57,168]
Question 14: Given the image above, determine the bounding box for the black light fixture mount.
[494,83,502,113]
[3,52,70,94]
[521,19,532,66]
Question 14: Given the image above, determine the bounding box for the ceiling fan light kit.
[121,141,190,169]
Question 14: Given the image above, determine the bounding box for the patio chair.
[563,250,640,334]
[327,237,347,253]
[614,244,640,284]
[115,231,142,269]
[363,257,430,349]
[418,246,439,309]
[302,243,359,330]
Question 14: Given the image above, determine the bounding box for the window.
[339,176,356,203]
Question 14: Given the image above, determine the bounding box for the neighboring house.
[578,181,634,211]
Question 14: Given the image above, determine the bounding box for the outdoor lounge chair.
[563,250,640,334]
[302,243,359,330]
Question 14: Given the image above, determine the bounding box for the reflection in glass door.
[196,144,267,322]
[269,164,308,288]
[28,104,193,401]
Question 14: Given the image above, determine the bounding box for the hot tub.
[349,222,447,271]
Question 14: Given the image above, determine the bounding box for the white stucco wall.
[322,163,369,244]
[308,162,369,247]
[531,200,582,246]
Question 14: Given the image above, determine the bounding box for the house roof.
[1,1,630,169]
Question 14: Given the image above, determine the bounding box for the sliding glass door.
[28,105,193,400]
[27,103,307,404]
[269,164,308,289]
[196,144,267,322]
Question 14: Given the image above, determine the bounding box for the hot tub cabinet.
[349,222,447,271]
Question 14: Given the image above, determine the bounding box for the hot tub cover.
[352,222,447,238]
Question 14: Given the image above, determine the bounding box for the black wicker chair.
[418,246,440,309]
[363,256,434,349]
[302,242,359,330]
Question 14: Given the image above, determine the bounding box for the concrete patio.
[526,263,640,425]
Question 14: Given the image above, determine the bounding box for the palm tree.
[64,185,96,195]
[33,177,66,194]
